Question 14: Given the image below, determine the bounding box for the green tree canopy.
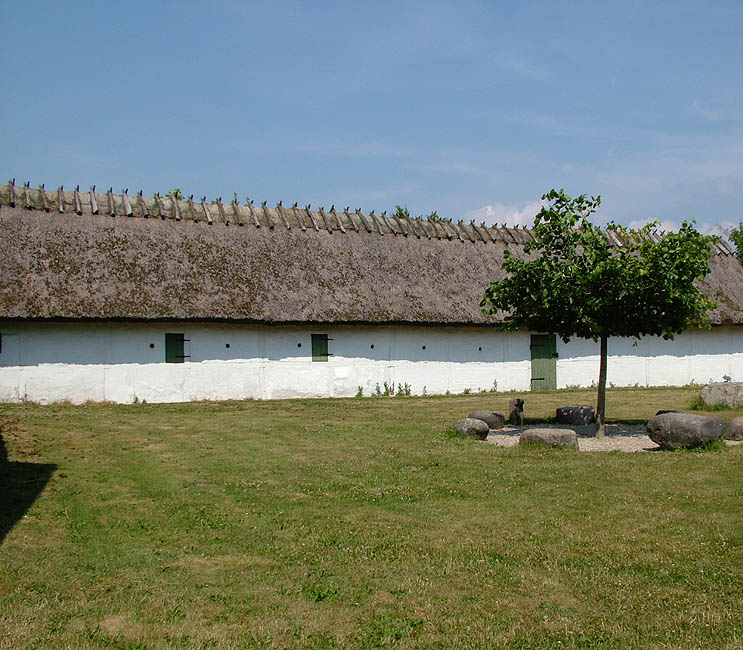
[481,189,716,436]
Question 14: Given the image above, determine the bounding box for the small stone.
[508,398,525,425]
[646,412,727,450]
[468,410,506,430]
[520,428,578,449]
[556,406,595,425]
[724,416,743,441]
[454,418,490,440]
[699,382,743,409]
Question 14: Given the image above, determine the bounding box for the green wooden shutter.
[165,333,185,363]
[530,334,557,390]
[311,334,329,362]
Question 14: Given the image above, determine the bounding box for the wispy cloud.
[627,217,683,232]
[498,55,551,82]
[466,199,546,227]
[406,159,487,176]
[492,109,642,142]
[690,100,743,123]
[336,183,422,207]
[225,136,418,160]
[627,217,737,241]
[592,132,743,223]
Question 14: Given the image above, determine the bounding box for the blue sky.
[3,1,742,233]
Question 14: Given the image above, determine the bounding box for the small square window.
[311,334,331,362]
[165,333,189,363]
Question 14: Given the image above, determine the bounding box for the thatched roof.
[1,181,741,325]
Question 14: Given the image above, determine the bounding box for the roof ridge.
[0,179,526,245]
[0,180,732,255]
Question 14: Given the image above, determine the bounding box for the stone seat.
[646,412,727,450]
[468,410,505,430]
[519,428,578,449]
[556,405,594,425]
[454,418,490,440]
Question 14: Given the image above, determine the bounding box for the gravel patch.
[486,423,660,452]
[486,423,743,452]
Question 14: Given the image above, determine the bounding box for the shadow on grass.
[0,430,56,544]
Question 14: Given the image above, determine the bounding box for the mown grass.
[1,387,742,649]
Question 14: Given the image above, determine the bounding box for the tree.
[729,221,743,263]
[481,189,716,436]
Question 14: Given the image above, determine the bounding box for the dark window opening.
[225,343,230,349]
[422,345,426,350]
[149,343,155,349]
[312,334,332,362]
[297,342,302,348]
[370,344,374,349]
[165,333,189,363]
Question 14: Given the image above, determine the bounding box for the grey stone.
[468,410,506,430]
[508,398,525,425]
[724,416,743,441]
[556,405,595,425]
[454,418,490,440]
[699,382,743,409]
[646,412,728,450]
[519,428,578,449]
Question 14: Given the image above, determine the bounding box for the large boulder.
[699,382,743,409]
[646,412,728,450]
[468,410,506,430]
[454,418,490,440]
[724,416,743,441]
[520,428,578,449]
[556,405,595,425]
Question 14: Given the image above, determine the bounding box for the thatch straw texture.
[1,183,741,325]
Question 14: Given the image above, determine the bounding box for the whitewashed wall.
[557,328,743,388]
[0,321,740,404]
[0,322,529,404]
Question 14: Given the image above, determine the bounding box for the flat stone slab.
[468,410,506,430]
[454,418,490,440]
[646,412,727,450]
[520,428,578,449]
[699,382,743,409]
[725,416,743,441]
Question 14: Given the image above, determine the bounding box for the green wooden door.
[530,334,557,390]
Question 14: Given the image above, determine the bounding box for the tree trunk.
[595,334,608,438]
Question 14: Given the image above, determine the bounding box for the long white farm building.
[1,181,741,403]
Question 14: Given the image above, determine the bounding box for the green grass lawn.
[1,387,742,649]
